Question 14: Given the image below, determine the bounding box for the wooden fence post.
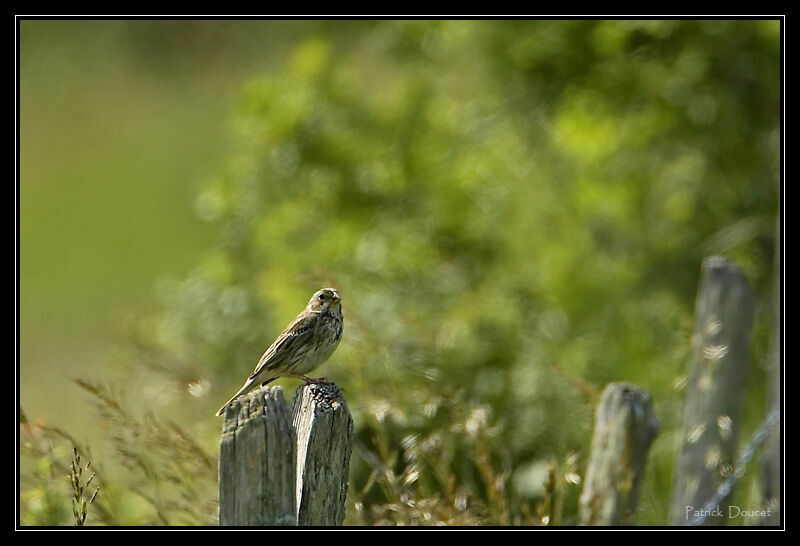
[218,383,354,526]
[761,221,780,525]
[291,383,354,526]
[578,382,659,525]
[218,386,296,526]
[670,256,755,525]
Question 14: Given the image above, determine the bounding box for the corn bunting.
[215,287,343,416]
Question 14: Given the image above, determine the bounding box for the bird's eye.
[319,294,325,300]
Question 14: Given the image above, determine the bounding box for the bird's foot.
[291,374,331,385]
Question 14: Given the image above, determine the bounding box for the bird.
[215,287,343,416]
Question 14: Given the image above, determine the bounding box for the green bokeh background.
[20,19,780,526]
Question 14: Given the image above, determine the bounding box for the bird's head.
[308,287,342,313]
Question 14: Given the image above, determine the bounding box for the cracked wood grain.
[218,383,353,526]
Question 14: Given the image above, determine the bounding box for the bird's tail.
[215,380,256,417]
[215,376,279,417]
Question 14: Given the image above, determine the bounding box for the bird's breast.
[286,311,342,375]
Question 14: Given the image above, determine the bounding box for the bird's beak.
[331,294,341,303]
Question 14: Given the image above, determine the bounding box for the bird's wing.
[248,311,318,380]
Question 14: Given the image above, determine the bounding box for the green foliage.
[74,379,219,525]
[20,410,111,526]
[20,447,72,526]
[139,20,778,525]
[21,20,780,526]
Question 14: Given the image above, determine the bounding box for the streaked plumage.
[215,288,343,416]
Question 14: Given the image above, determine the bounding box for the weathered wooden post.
[292,383,354,526]
[218,387,296,526]
[670,256,755,525]
[578,382,659,525]
[218,383,354,526]
[761,222,780,525]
